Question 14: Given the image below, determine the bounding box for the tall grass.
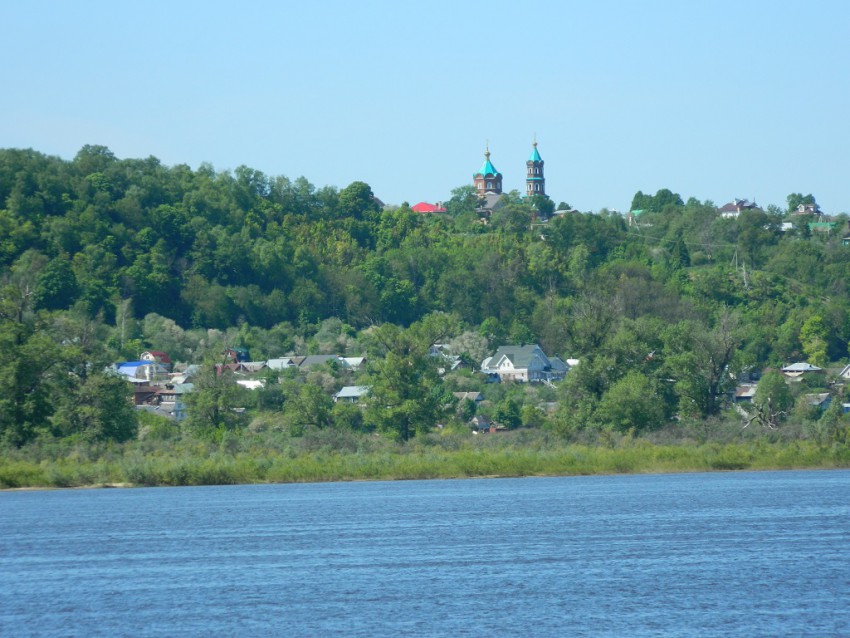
[1,429,848,489]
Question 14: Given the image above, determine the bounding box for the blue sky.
[2,1,849,213]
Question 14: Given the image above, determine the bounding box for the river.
[2,470,849,637]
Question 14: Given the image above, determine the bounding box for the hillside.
[2,145,850,457]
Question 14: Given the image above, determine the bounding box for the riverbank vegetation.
[2,146,850,487]
[2,421,849,489]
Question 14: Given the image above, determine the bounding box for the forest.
[1,145,849,485]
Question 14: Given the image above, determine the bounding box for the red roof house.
[412,201,447,214]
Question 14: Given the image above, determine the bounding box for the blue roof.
[117,361,148,368]
[529,143,542,162]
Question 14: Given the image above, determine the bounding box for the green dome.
[477,156,500,177]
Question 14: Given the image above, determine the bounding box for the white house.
[480,345,569,383]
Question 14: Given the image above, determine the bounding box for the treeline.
[2,146,850,449]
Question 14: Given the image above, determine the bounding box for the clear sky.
[2,1,849,213]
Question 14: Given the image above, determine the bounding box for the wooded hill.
[2,145,849,446]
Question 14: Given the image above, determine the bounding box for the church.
[472,141,547,209]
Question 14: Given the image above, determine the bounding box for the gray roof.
[299,355,343,367]
[158,383,194,395]
[334,386,370,399]
[548,356,570,373]
[781,362,822,372]
[267,358,297,370]
[486,344,546,369]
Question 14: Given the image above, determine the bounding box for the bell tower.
[526,139,545,198]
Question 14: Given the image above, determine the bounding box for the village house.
[781,362,823,379]
[411,202,446,214]
[803,393,832,411]
[154,383,193,420]
[470,414,496,433]
[734,384,758,403]
[333,386,370,404]
[341,356,366,371]
[223,347,250,362]
[453,391,484,404]
[429,344,466,374]
[139,350,172,370]
[717,198,759,219]
[113,360,170,384]
[170,364,199,385]
[480,344,569,383]
[299,354,346,369]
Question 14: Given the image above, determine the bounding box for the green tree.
[529,194,555,218]
[799,315,829,367]
[185,366,247,435]
[51,373,137,441]
[32,257,79,311]
[445,184,479,217]
[457,397,477,422]
[364,321,452,440]
[494,397,522,429]
[0,282,70,445]
[283,383,334,430]
[490,204,532,235]
[749,370,794,429]
[630,188,683,213]
[331,400,366,431]
[595,371,666,432]
[338,181,380,220]
[663,310,741,417]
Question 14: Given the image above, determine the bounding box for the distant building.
[473,145,502,197]
[718,198,759,219]
[113,361,170,384]
[781,362,823,379]
[334,386,371,404]
[792,202,822,217]
[526,140,545,198]
[480,344,569,383]
[411,202,447,213]
[224,347,250,362]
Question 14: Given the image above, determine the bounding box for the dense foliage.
[2,146,850,455]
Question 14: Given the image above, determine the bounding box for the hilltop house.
[412,202,446,214]
[480,344,569,383]
[718,198,759,219]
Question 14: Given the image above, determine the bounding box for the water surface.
[2,470,848,637]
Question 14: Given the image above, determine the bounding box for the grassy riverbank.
[2,427,849,489]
